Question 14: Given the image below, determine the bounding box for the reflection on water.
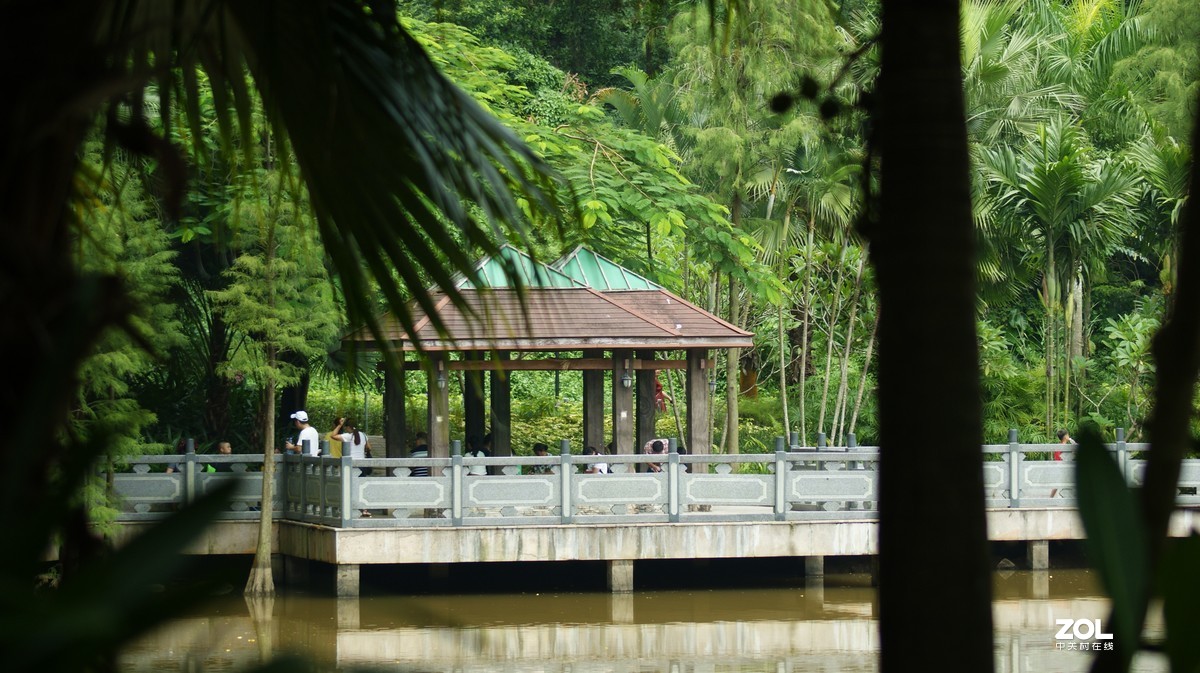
[120,570,1166,672]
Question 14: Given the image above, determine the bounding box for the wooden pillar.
[636,349,657,453]
[463,352,486,447]
[583,349,605,452]
[490,351,512,456]
[383,361,407,458]
[427,355,450,458]
[686,349,711,455]
[612,350,634,453]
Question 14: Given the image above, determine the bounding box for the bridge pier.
[1027,540,1049,570]
[336,563,361,597]
[608,559,634,593]
[804,555,825,577]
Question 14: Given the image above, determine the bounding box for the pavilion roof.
[343,247,753,352]
[448,245,582,290]
[552,246,661,290]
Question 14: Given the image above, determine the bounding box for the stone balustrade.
[108,434,1200,527]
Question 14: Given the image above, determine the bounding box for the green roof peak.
[455,245,581,289]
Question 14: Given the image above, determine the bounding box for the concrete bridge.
[109,437,1200,595]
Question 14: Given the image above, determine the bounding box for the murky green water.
[120,570,1165,672]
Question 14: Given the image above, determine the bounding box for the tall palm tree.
[981,117,1139,428]
[2,1,562,666]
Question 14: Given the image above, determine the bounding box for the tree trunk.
[247,226,278,597]
[849,315,878,436]
[1044,306,1054,432]
[874,2,993,671]
[798,214,815,444]
[708,274,719,451]
[818,242,851,436]
[1071,275,1085,418]
[832,255,866,444]
[778,301,790,436]
[726,274,741,455]
[245,368,276,597]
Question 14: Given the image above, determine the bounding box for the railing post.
[559,439,573,524]
[184,438,196,506]
[1008,428,1021,508]
[278,453,288,517]
[668,448,680,523]
[846,433,859,509]
[340,454,353,527]
[789,431,799,450]
[774,438,788,521]
[451,439,463,525]
[817,432,826,450]
[1116,427,1129,485]
[319,440,331,520]
[300,453,310,519]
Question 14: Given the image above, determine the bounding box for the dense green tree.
[981,117,1139,429]
[668,0,841,453]
[399,0,675,87]
[73,142,182,526]
[1115,0,1200,141]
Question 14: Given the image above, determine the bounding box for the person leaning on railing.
[409,432,431,477]
[525,443,552,475]
[646,440,665,473]
[583,446,609,474]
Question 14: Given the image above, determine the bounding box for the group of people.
[282,410,372,459]
[523,443,611,474]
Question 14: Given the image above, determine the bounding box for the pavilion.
[341,246,754,459]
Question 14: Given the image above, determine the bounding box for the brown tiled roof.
[605,290,753,338]
[343,288,753,351]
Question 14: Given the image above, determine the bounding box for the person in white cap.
[285,410,321,456]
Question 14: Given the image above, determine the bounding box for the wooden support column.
[636,349,657,453]
[612,350,634,453]
[583,349,605,452]
[686,349,711,455]
[427,356,450,458]
[463,352,486,447]
[490,351,512,456]
[383,362,407,458]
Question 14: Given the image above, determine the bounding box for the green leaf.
[1076,430,1148,667]
[1163,535,1200,673]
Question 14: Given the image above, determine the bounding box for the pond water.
[120,569,1165,672]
